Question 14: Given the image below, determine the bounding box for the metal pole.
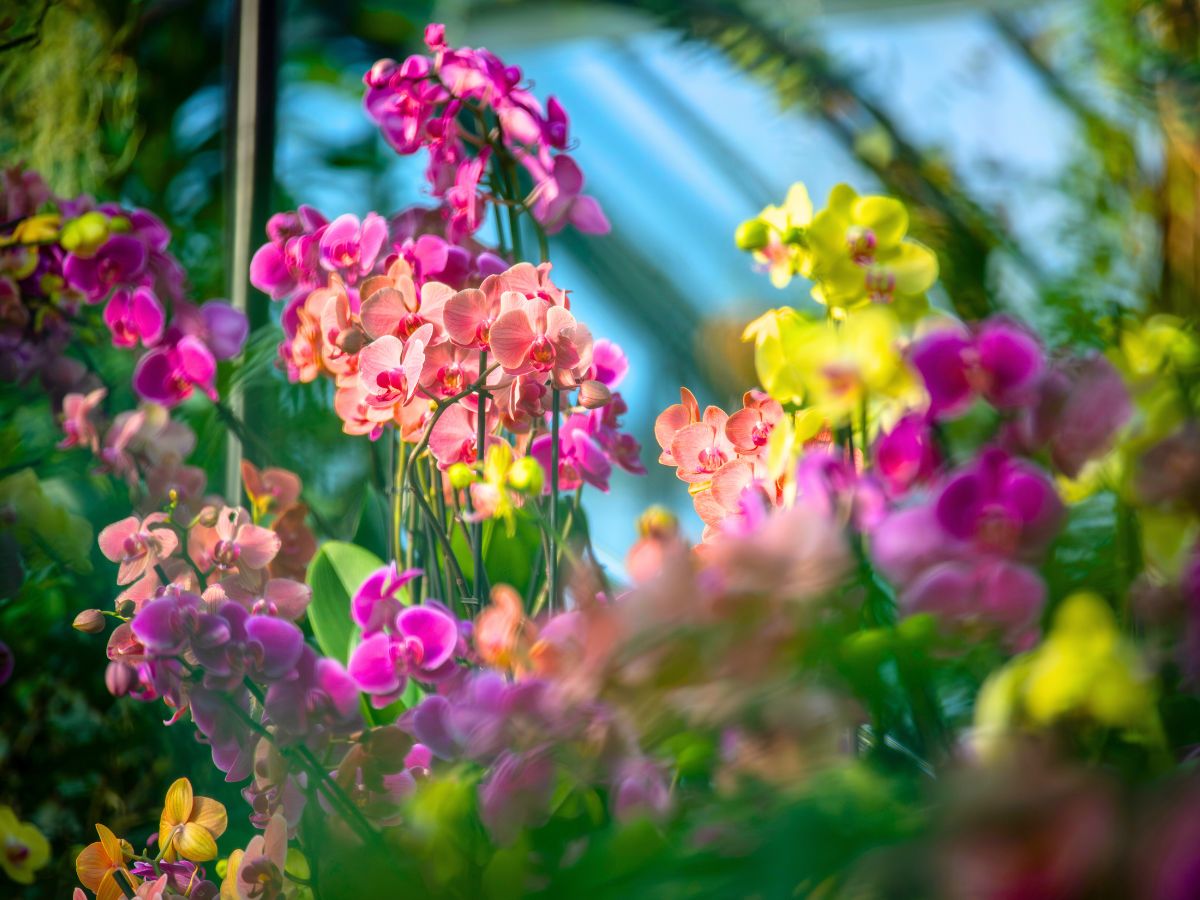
[224,0,278,501]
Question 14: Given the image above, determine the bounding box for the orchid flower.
[489,298,593,388]
[103,286,164,348]
[349,604,460,707]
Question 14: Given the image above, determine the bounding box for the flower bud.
[448,462,476,490]
[734,218,770,252]
[115,599,137,618]
[105,661,134,697]
[507,457,545,496]
[60,211,111,256]
[637,505,678,539]
[72,609,107,634]
[577,379,612,410]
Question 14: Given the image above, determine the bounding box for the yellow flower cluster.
[736,181,938,318]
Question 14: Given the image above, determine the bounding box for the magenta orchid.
[349,604,460,707]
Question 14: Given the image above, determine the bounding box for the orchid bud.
[105,661,134,697]
[448,463,476,490]
[115,599,137,618]
[637,506,678,539]
[73,609,107,634]
[577,380,612,410]
[508,457,545,496]
[197,504,220,527]
[59,211,111,256]
[734,218,769,252]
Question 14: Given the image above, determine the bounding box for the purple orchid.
[189,602,306,689]
[478,750,557,845]
[351,563,424,635]
[531,412,613,492]
[348,603,460,707]
[132,333,217,407]
[935,447,1063,560]
[62,234,147,303]
[911,317,1044,419]
[265,646,361,739]
[1005,353,1132,478]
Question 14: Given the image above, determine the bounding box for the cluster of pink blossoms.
[251,220,642,486]
[0,166,246,406]
[364,24,608,241]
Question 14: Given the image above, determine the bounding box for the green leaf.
[305,541,385,664]
[452,510,544,599]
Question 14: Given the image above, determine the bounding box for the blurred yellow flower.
[974,592,1162,762]
[159,777,228,863]
[0,806,49,885]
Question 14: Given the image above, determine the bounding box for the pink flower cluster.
[363,24,609,240]
[654,388,790,539]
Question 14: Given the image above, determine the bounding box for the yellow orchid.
[735,182,814,288]
[974,592,1163,763]
[159,777,228,863]
[742,307,810,407]
[805,183,938,317]
[0,806,50,885]
[75,823,135,900]
[0,213,61,247]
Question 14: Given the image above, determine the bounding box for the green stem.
[473,350,488,603]
[549,388,561,612]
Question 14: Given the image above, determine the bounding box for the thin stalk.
[391,435,405,565]
[412,461,469,601]
[473,350,488,603]
[548,388,561,612]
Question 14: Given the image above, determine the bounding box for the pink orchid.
[491,261,568,307]
[351,562,423,636]
[188,505,281,576]
[98,513,179,586]
[360,265,452,342]
[654,387,700,465]
[58,387,106,451]
[96,409,147,485]
[442,281,521,351]
[429,402,491,468]
[334,379,400,440]
[692,457,775,539]
[420,341,481,399]
[445,151,489,242]
[489,298,593,388]
[670,406,737,484]
[523,154,610,236]
[318,213,388,284]
[725,390,784,456]
[133,334,217,407]
[103,286,164,348]
[495,371,549,433]
[359,325,433,416]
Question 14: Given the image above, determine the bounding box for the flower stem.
[473,350,488,603]
[549,387,561,612]
[391,435,405,566]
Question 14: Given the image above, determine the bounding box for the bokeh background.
[1,0,1197,894]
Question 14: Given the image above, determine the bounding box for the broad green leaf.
[305,541,384,664]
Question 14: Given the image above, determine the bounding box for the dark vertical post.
[224,0,279,499]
